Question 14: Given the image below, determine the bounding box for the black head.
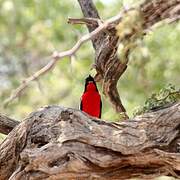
[85,75,95,84]
[84,75,98,92]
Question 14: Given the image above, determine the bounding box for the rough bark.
[77,0,106,50]
[77,0,180,116]
[0,103,179,179]
[0,114,19,135]
[77,0,128,116]
[141,0,180,28]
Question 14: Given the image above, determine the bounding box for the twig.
[0,114,19,135]
[68,17,103,26]
[4,1,180,107]
[4,58,57,107]
[3,12,123,106]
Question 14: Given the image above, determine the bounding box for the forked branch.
[3,13,122,107]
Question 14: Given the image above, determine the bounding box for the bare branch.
[4,0,180,111]
[68,17,103,26]
[77,0,101,29]
[4,13,123,107]
[77,0,107,50]
[0,114,19,135]
[77,0,129,116]
[141,0,180,28]
[4,58,57,107]
[78,0,180,117]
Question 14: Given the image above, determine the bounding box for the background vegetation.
[0,0,179,141]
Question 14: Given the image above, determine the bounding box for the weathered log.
[0,115,19,135]
[0,103,179,179]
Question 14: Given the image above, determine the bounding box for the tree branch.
[75,0,127,117]
[4,0,180,115]
[77,0,180,117]
[141,0,180,28]
[68,17,103,26]
[0,114,19,135]
[77,0,106,50]
[77,0,100,24]
[3,15,120,107]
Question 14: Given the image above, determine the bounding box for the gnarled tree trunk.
[77,0,180,116]
[0,103,180,179]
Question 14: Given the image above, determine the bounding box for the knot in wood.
[60,110,72,122]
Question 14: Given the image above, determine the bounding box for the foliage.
[0,0,179,125]
[133,84,180,116]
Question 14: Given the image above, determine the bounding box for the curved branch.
[0,114,19,135]
[4,0,180,112]
[77,0,106,50]
[78,0,180,117]
[77,0,129,116]
[3,15,120,107]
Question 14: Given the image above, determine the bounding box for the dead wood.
[77,0,180,116]
[0,103,179,179]
[0,115,19,135]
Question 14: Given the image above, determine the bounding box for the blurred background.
[0,0,179,133]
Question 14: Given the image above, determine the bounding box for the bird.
[80,75,102,118]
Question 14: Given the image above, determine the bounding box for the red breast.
[81,83,101,118]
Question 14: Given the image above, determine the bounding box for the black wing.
[99,99,102,118]
[80,98,83,110]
